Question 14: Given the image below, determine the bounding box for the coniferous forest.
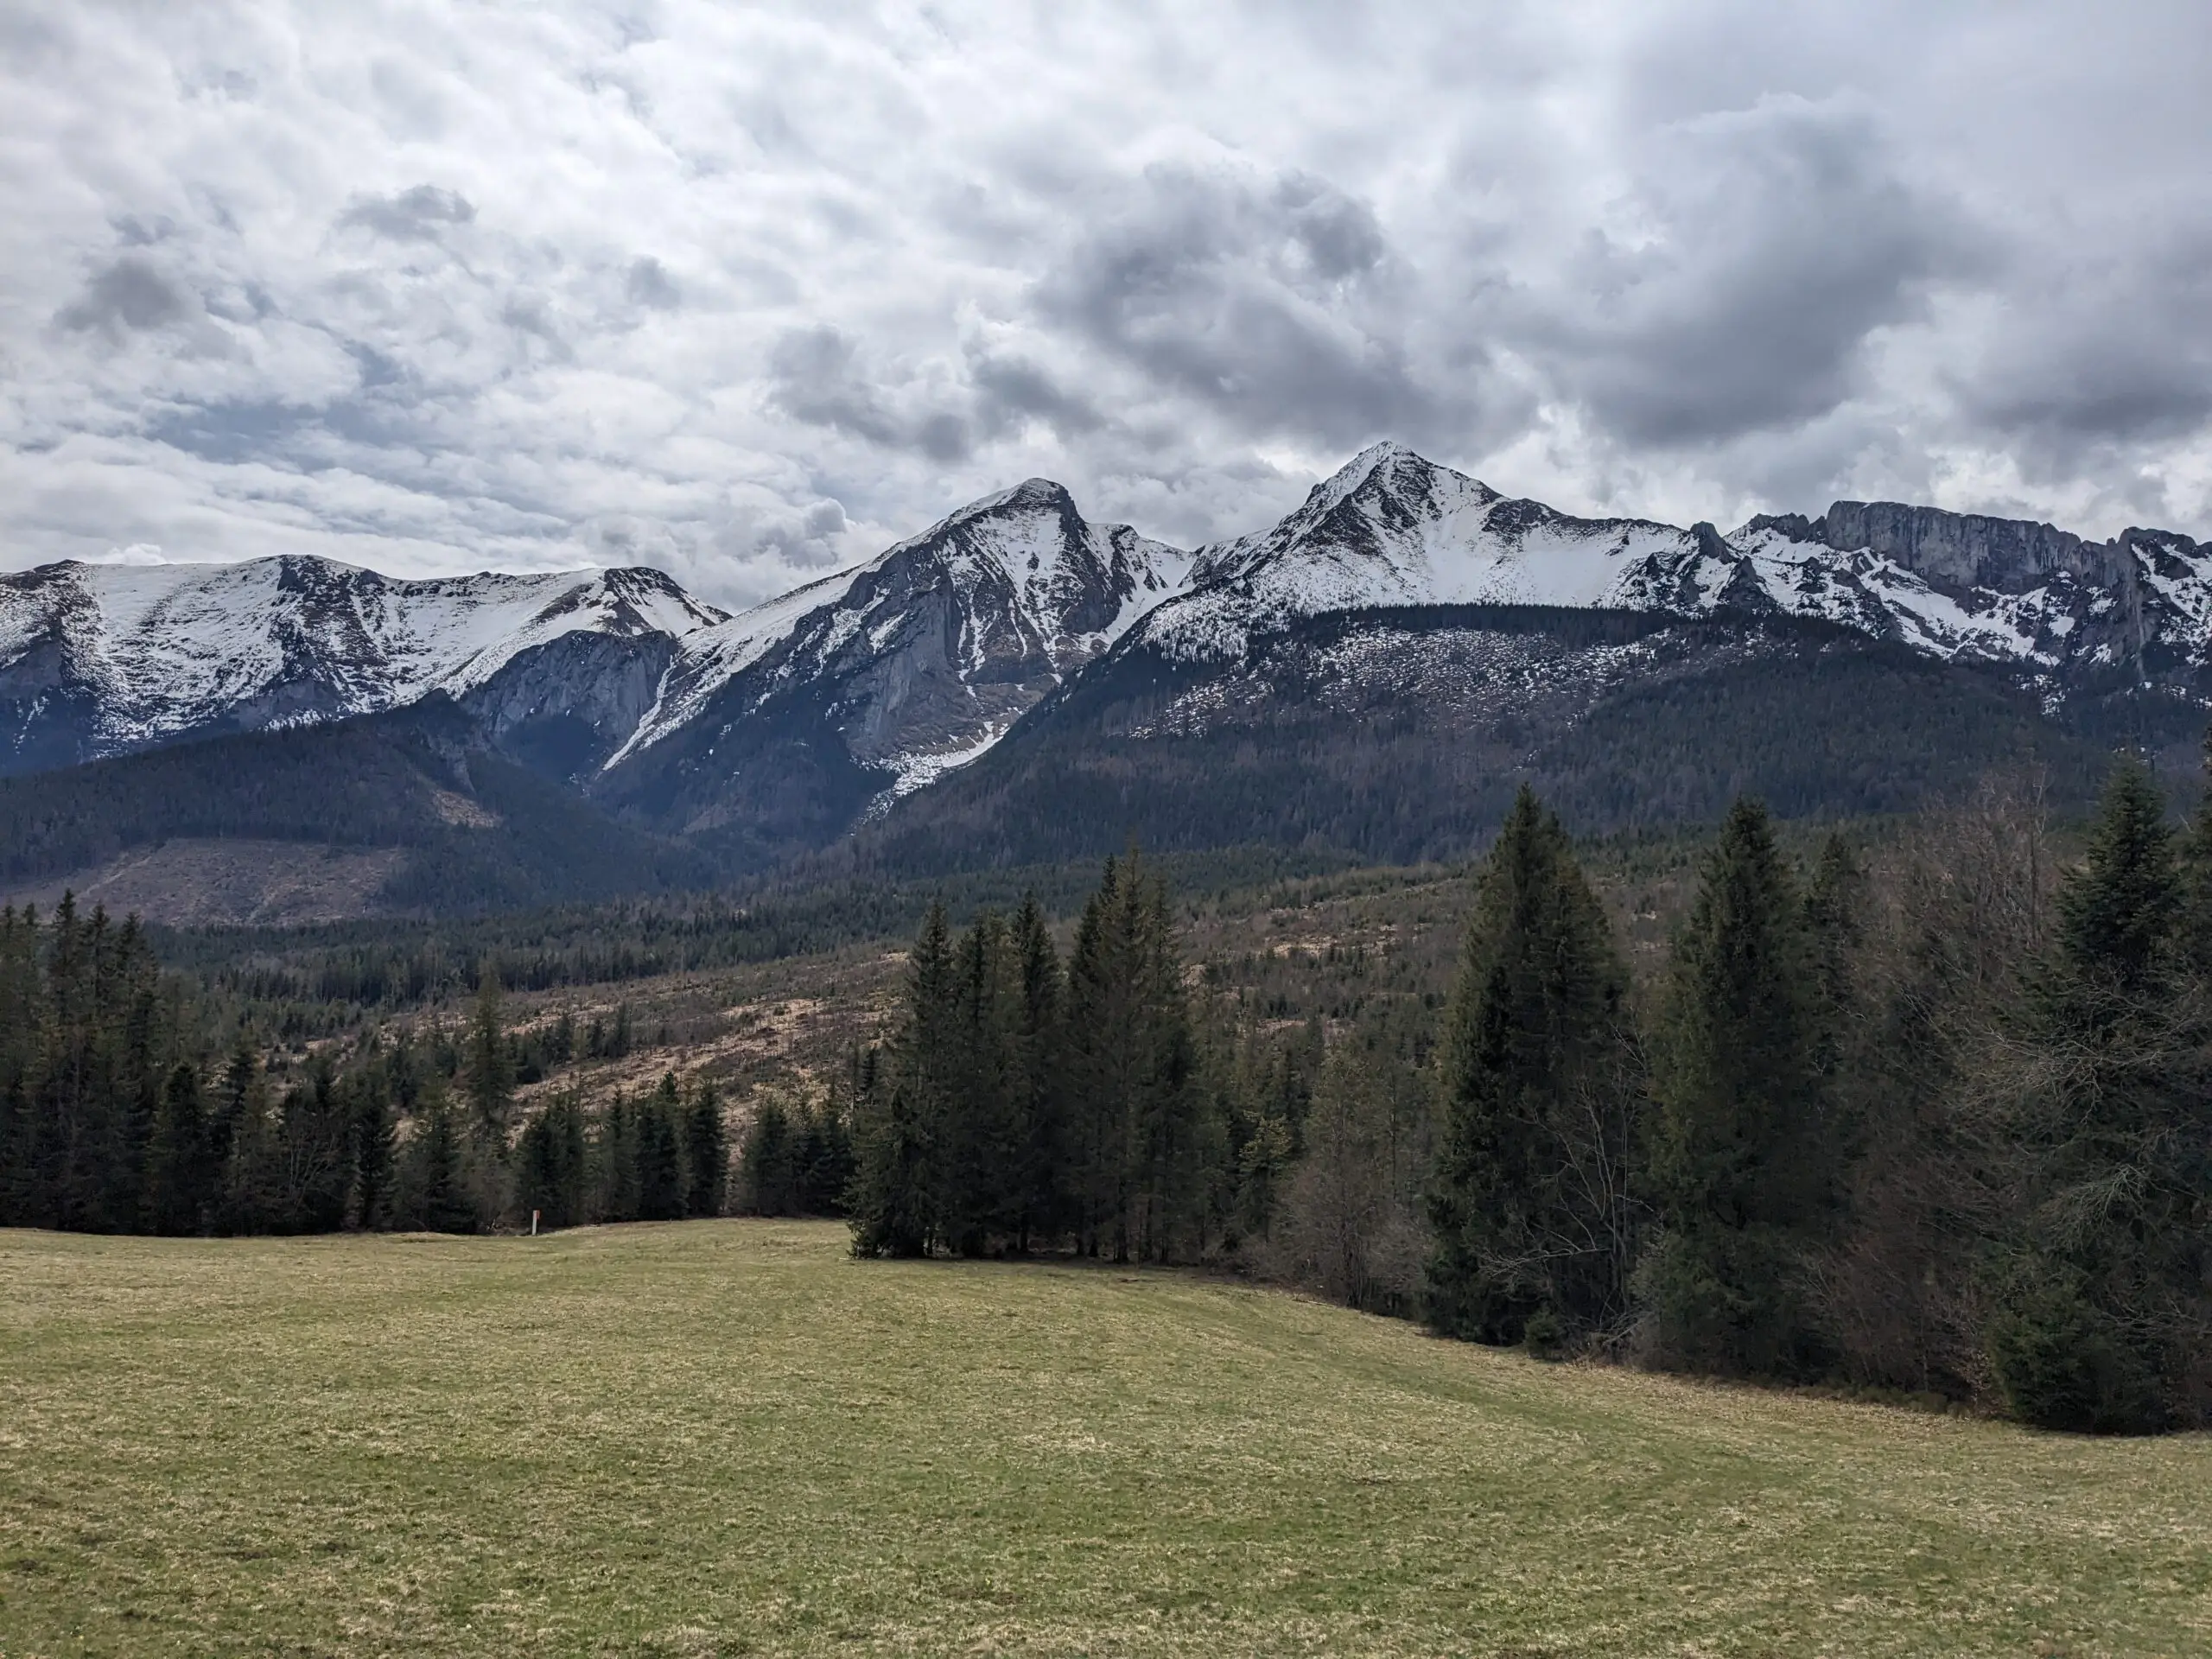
[5,758,2210,1434]
[846,765,2212,1435]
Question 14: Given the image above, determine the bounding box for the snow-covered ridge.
[1132,442,2207,692]
[0,555,727,755]
[10,443,2208,803]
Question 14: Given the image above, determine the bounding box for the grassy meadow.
[3,1220,2208,1657]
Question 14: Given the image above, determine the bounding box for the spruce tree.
[684,1083,727,1217]
[2178,731,2212,977]
[1061,854,1200,1262]
[1637,796,1834,1376]
[397,1094,475,1233]
[594,1090,639,1221]
[1426,785,1638,1346]
[465,964,514,1147]
[1993,756,2209,1431]
[636,1071,688,1221]
[219,1048,283,1235]
[1010,893,1065,1250]
[742,1092,797,1215]
[851,903,956,1256]
[0,906,41,1227]
[941,911,1024,1255]
[344,1058,395,1230]
[144,1062,211,1235]
[794,1096,857,1216]
[1802,831,1866,1090]
[517,1092,587,1229]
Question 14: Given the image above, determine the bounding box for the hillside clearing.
[2,1221,2207,1656]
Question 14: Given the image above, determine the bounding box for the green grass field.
[3,1223,2208,1657]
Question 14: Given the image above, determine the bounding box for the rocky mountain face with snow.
[586,478,1192,859]
[3,442,2204,914]
[1135,442,2209,713]
[0,556,728,777]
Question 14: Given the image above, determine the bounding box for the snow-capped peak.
[611,478,1194,769]
[1150,447,1697,659]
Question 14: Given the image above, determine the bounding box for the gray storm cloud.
[1,1,2207,606]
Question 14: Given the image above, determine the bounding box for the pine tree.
[1802,831,1866,1090]
[1426,785,1638,1347]
[1637,796,1834,1376]
[281,1061,353,1232]
[594,1090,639,1222]
[794,1095,857,1216]
[1009,893,1065,1249]
[219,1052,283,1235]
[2056,757,2177,1003]
[0,906,42,1227]
[343,1053,395,1230]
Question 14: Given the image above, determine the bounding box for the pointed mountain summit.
[593,477,1192,853]
[1141,442,1704,658]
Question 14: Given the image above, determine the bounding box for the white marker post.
[531,1208,540,1236]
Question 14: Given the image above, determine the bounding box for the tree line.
[849,771,2211,1433]
[0,932,737,1238]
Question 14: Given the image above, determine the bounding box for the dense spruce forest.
[5,751,2209,1433]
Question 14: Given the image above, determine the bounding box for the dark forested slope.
[0,697,716,916]
[855,607,2107,876]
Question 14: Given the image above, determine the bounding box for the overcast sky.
[3,2,2208,607]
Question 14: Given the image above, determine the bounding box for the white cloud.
[1,0,2208,610]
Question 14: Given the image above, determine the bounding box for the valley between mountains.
[5,442,2205,920]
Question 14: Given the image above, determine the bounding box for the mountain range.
[4,443,2202,920]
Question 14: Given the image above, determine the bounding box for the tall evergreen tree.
[851,903,957,1256]
[144,1062,211,1235]
[939,911,1025,1255]
[1637,796,1835,1376]
[594,1090,640,1222]
[684,1082,727,1217]
[636,1071,689,1221]
[1802,831,1866,1090]
[1992,757,2211,1431]
[1426,785,1639,1347]
[219,1050,283,1235]
[394,1092,475,1233]
[343,1053,395,1230]
[741,1091,798,1215]
[464,964,514,1147]
[516,1091,588,1229]
[1009,893,1065,1250]
[1061,854,1201,1262]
